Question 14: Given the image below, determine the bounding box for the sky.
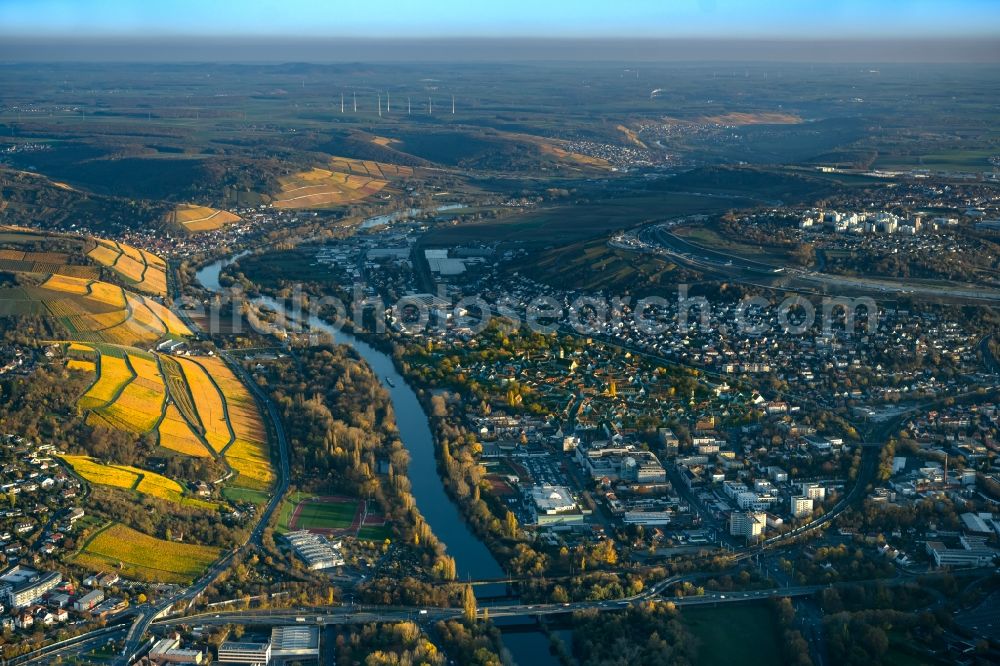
[1,0,998,39]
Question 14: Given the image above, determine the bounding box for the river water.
[359,203,465,229]
[195,243,505,585]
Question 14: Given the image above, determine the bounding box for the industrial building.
[284,530,345,570]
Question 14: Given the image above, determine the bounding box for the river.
[195,247,505,586]
[359,203,465,229]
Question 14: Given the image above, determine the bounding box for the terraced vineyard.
[271,156,412,209]
[85,350,166,434]
[0,248,100,279]
[60,454,214,508]
[167,203,241,233]
[0,273,190,346]
[69,343,274,491]
[195,356,273,490]
[86,238,168,296]
[328,156,414,179]
[177,355,233,454]
[0,225,273,585]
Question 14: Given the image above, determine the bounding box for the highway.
[623,223,1000,304]
[151,573,824,631]
[151,566,988,630]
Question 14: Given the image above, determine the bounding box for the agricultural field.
[86,238,168,296]
[66,358,96,372]
[193,356,274,490]
[61,454,143,491]
[67,344,271,501]
[167,203,242,233]
[0,248,99,279]
[176,356,232,453]
[86,350,166,434]
[73,346,218,456]
[76,344,134,411]
[73,523,220,584]
[272,166,388,209]
[271,154,412,210]
[0,273,188,346]
[157,403,212,458]
[328,156,414,179]
[61,454,216,509]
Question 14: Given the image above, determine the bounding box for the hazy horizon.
[1,36,998,64]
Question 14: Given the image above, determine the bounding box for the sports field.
[281,495,388,539]
[290,497,359,530]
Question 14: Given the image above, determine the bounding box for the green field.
[682,604,782,666]
[357,525,392,541]
[292,498,358,530]
[423,192,755,248]
[673,225,793,264]
[222,486,270,505]
[275,491,317,533]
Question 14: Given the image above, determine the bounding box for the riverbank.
[194,255,505,585]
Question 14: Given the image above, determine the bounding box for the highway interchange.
[616,222,1000,304]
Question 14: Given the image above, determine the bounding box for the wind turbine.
[341,93,345,113]
[378,93,382,118]
[353,92,357,112]
[407,97,411,115]
[452,95,455,114]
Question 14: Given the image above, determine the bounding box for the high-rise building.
[729,511,767,541]
[790,496,814,518]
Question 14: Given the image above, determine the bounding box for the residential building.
[800,483,826,500]
[0,566,62,609]
[790,496,814,518]
[729,511,767,541]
